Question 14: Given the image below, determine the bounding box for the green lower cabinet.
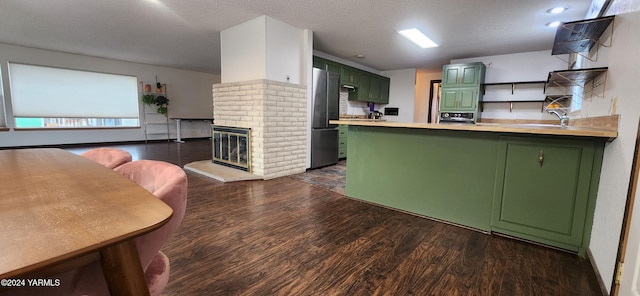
[343,125,604,256]
[491,136,601,253]
[338,125,348,159]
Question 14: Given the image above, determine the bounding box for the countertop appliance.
[310,68,340,169]
[368,110,383,120]
[439,112,475,123]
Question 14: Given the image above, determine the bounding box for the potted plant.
[154,95,169,117]
[142,94,156,106]
[141,94,169,117]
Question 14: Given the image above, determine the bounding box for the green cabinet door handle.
[539,150,544,167]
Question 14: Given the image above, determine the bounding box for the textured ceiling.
[0,0,593,73]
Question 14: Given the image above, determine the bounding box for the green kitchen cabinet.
[313,56,325,69]
[442,62,485,88]
[439,62,485,120]
[313,56,390,104]
[369,75,381,101]
[440,88,478,111]
[341,66,360,86]
[312,56,340,74]
[355,72,371,101]
[350,73,390,104]
[491,136,601,253]
[379,76,390,103]
[338,125,348,159]
[325,60,341,74]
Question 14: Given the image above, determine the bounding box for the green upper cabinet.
[312,56,390,104]
[379,76,390,103]
[442,62,485,88]
[313,56,340,74]
[325,60,341,74]
[341,66,360,86]
[355,72,371,101]
[491,136,601,253]
[313,56,325,69]
[369,75,381,101]
[350,72,390,104]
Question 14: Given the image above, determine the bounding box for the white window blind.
[9,63,139,119]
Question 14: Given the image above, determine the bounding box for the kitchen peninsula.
[331,119,617,255]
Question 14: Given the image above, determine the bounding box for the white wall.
[266,17,305,84]
[0,43,219,147]
[220,16,267,84]
[380,69,416,123]
[221,16,305,85]
[580,10,640,293]
[452,50,568,121]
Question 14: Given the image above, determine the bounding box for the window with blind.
[9,63,140,128]
[0,68,5,128]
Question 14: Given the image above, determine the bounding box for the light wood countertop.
[330,120,618,142]
[0,148,172,295]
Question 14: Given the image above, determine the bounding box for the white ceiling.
[0,0,594,74]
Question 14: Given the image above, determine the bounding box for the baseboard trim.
[586,247,609,296]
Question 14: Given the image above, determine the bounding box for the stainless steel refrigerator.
[310,68,340,169]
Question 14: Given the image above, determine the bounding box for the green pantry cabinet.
[313,56,390,104]
[344,125,605,255]
[439,63,485,119]
[440,88,479,111]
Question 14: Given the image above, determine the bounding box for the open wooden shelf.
[482,81,546,95]
[551,15,615,56]
[546,67,608,88]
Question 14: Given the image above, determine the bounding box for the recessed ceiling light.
[546,21,562,27]
[398,28,438,49]
[354,54,365,59]
[547,7,568,14]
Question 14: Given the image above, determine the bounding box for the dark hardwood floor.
[54,139,601,295]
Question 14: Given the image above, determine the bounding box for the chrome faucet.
[544,96,571,127]
[548,110,569,127]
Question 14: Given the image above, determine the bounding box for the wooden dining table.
[0,148,173,295]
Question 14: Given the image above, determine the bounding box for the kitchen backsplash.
[340,90,373,116]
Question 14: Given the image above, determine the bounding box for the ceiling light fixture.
[546,21,562,27]
[398,28,438,48]
[547,7,568,14]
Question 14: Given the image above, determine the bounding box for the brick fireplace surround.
[212,79,307,179]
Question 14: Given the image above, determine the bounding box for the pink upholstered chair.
[80,147,132,169]
[70,160,188,296]
[5,160,187,296]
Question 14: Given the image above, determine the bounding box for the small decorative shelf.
[551,15,615,61]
